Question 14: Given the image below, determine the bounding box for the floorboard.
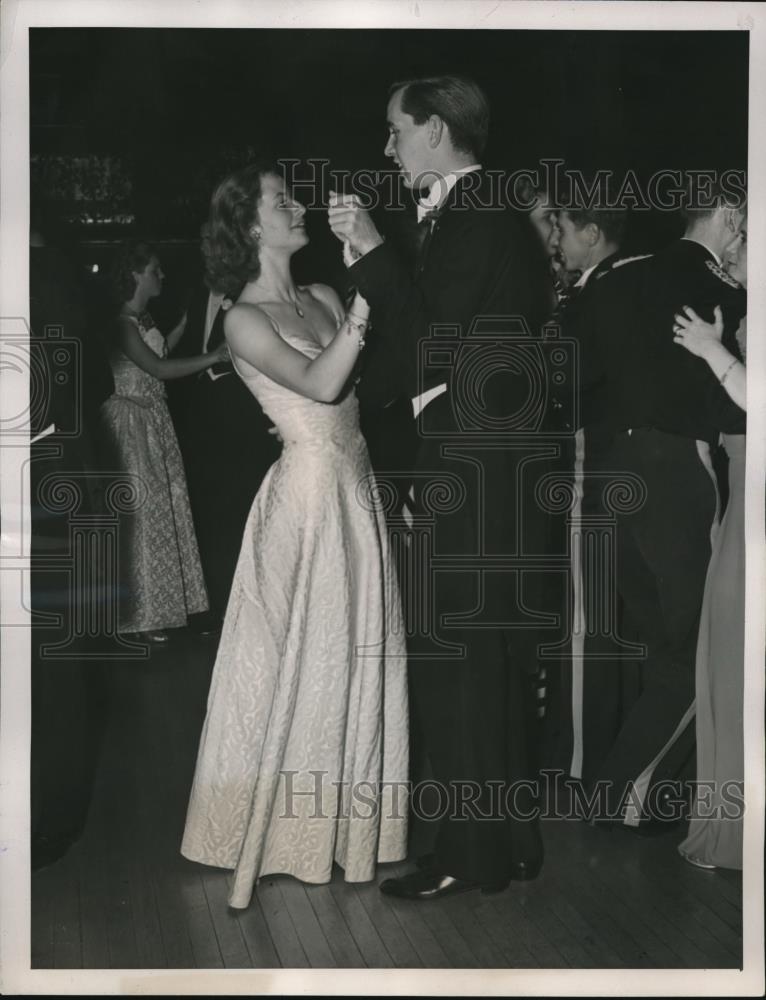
[352,876,423,967]
[236,888,282,968]
[75,835,110,968]
[31,860,58,969]
[327,879,395,967]
[304,883,366,968]
[30,633,746,971]
[276,878,337,968]
[255,877,310,968]
[201,871,253,968]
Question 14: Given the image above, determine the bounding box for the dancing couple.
[181,74,548,907]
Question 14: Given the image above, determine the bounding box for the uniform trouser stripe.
[569,428,586,779]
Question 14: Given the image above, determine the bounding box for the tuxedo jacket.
[165,283,208,427]
[351,170,553,601]
[353,171,551,415]
[584,239,746,443]
[170,284,278,447]
[168,284,280,539]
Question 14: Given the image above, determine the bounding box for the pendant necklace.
[290,287,304,318]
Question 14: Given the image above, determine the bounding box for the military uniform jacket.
[553,250,626,434]
[583,239,746,443]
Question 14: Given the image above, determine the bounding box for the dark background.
[30,27,749,314]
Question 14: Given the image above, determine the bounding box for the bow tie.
[417,204,443,226]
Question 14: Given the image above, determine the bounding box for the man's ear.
[723,206,742,233]
[428,114,445,148]
[586,221,601,247]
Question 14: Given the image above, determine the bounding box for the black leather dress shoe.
[140,629,170,644]
[416,852,541,882]
[188,612,222,638]
[196,622,222,638]
[379,868,509,901]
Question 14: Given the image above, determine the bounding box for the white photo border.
[1,1,764,995]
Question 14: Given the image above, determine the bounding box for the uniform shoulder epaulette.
[612,254,653,269]
[705,258,742,289]
[594,254,652,279]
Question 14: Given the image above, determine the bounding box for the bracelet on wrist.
[345,316,367,349]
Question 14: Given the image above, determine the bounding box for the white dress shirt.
[203,291,228,381]
[203,291,225,352]
[416,164,482,223]
[573,262,598,291]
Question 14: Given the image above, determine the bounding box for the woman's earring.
[251,228,262,241]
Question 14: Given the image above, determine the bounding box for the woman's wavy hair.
[202,162,276,297]
[108,241,156,305]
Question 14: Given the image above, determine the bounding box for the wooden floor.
[31,630,743,970]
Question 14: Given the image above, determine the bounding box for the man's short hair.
[680,175,747,224]
[389,75,490,159]
[565,207,626,246]
[514,174,548,210]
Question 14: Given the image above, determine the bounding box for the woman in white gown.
[180,164,409,908]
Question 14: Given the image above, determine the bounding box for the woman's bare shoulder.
[303,283,344,322]
[225,301,279,336]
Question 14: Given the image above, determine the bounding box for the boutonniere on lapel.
[221,296,234,311]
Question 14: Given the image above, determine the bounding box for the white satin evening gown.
[181,315,409,908]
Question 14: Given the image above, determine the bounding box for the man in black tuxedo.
[580,190,746,827]
[171,279,280,627]
[330,75,552,899]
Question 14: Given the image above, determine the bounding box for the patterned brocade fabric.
[101,317,208,632]
[181,321,409,908]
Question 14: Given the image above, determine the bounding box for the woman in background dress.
[101,242,228,643]
[672,223,747,870]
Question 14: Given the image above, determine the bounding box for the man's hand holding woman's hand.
[212,342,230,364]
[328,191,384,261]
